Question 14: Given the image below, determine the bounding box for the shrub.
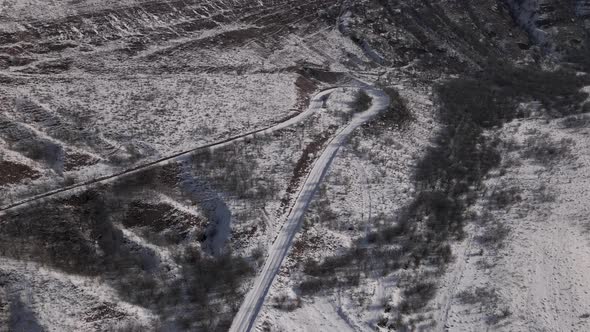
[438,63,589,127]
[522,133,574,167]
[415,123,501,194]
[533,183,556,203]
[488,186,522,209]
[399,282,437,313]
[352,89,372,113]
[476,221,509,249]
[375,87,414,129]
[272,294,301,311]
[456,287,498,305]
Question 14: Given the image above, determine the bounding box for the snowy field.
[431,116,590,331]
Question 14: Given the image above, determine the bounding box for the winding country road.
[0,83,390,332]
[229,86,390,332]
[0,87,338,216]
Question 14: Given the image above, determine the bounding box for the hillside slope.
[1,0,590,331]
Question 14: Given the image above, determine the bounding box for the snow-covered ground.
[2,0,589,331]
[0,72,299,204]
[13,73,298,154]
[0,0,371,205]
[431,116,590,331]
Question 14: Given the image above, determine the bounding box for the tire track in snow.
[229,86,390,332]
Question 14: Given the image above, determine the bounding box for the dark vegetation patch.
[456,286,510,325]
[351,0,528,72]
[135,248,253,331]
[521,132,575,167]
[2,99,117,168]
[0,184,255,330]
[292,75,318,112]
[109,164,180,196]
[360,86,413,138]
[435,62,589,125]
[84,303,126,323]
[0,191,124,275]
[120,37,150,56]
[476,220,510,249]
[0,160,40,186]
[174,19,219,33]
[63,152,99,171]
[157,163,183,188]
[562,39,590,72]
[190,145,279,201]
[145,27,268,61]
[290,232,324,262]
[308,185,339,227]
[108,168,166,196]
[399,282,437,314]
[533,183,557,203]
[31,41,78,54]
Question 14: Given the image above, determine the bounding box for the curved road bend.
[229,86,390,332]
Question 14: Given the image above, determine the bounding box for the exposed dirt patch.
[0,160,40,186]
[122,201,204,244]
[64,152,99,171]
[84,303,126,323]
[123,202,173,231]
[302,68,346,85]
[293,75,318,112]
[290,232,324,262]
[232,224,259,244]
[157,163,182,188]
[0,200,104,276]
